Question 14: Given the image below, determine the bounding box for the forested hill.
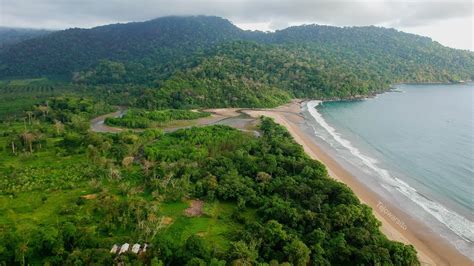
[1,16,473,104]
[0,27,53,48]
[0,16,245,77]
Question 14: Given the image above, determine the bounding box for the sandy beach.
[92,102,473,265]
[239,100,473,266]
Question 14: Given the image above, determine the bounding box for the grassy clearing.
[0,123,248,253]
[157,200,251,252]
[0,122,92,232]
[0,188,91,230]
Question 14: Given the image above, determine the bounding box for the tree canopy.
[1,16,472,105]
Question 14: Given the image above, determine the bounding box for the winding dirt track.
[89,107,263,136]
[90,107,127,133]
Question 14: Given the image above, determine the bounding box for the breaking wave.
[306,100,474,249]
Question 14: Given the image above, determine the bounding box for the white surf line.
[306,100,474,254]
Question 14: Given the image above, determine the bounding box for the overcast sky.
[1,0,472,50]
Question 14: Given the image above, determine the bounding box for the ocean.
[303,83,474,258]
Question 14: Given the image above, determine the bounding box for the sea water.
[304,83,474,258]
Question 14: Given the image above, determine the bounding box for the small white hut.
[119,243,130,254]
[131,244,140,254]
[110,244,119,254]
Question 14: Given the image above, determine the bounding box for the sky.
[0,0,472,50]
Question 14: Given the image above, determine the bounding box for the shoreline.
[91,100,473,265]
[241,100,472,266]
[317,81,473,102]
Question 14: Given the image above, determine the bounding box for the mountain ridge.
[0,27,53,48]
[0,15,473,106]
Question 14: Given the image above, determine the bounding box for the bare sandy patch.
[184,200,204,217]
[196,232,206,237]
[162,216,173,226]
[80,194,97,200]
[204,108,241,117]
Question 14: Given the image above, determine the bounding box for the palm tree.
[25,111,33,125]
[142,159,155,176]
[16,241,29,266]
[20,132,36,153]
[53,120,64,135]
[11,140,16,154]
[36,105,50,120]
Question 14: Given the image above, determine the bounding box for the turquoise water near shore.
[304,83,473,257]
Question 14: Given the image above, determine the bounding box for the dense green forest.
[0,96,419,265]
[1,16,473,105]
[0,27,52,48]
[0,15,470,265]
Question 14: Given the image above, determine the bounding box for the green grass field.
[0,121,249,257]
[158,201,250,251]
[0,188,92,230]
[0,190,247,255]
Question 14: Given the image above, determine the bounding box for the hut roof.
[119,243,130,254]
[110,244,119,254]
[132,244,140,254]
